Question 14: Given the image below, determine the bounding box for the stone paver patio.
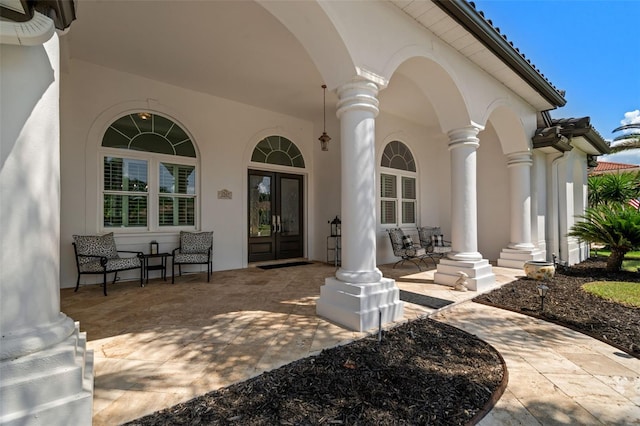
[60,262,640,425]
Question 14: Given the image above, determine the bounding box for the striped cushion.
[431,234,444,247]
[402,235,414,249]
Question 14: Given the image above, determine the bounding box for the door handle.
[272,215,277,233]
[276,215,282,233]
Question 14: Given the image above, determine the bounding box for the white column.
[1,32,93,425]
[434,125,495,291]
[448,126,482,260]
[316,79,403,331]
[497,152,543,268]
[531,151,548,258]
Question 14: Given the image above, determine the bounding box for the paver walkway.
[60,262,640,425]
[434,302,640,425]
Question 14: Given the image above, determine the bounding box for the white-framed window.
[100,112,198,231]
[380,141,417,227]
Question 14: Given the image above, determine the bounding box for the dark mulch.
[125,319,506,426]
[474,256,640,358]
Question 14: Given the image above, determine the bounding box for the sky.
[473,0,640,165]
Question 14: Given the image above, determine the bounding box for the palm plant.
[587,174,605,207]
[568,205,640,271]
[601,172,639,205]
[610,123,640,153]
[587,171,639,208]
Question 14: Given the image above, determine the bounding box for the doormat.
[399,290,454,309]
[258,261,313,270]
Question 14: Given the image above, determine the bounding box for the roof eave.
[583,129,611,154]
[552,117,611,155]
[532,127,573,152]
[434,0,566,108]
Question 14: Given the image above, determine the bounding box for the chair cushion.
[79,256,140,273]
[180,231,213,254]
[73,233,118,264]
[388,229,403,247]
[433,245,452,254]
[431,234,444,247]
[106,257,140,271]
[402,235,414,249]
[417,226,439,247]
[174,252,210,264]
[78,260,104,273]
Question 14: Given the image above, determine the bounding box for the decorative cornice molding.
[506,151,533,167]
[336,78,380,119]
[0,11,54,46]
[447,124,483,150]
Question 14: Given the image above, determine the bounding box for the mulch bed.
[125,318,506,426]
[474,256,640,358]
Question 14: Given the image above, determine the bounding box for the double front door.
[248,170,303,262]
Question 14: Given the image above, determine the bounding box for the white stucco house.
[1,0,609,423]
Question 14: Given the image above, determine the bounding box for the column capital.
[506,151,533,167]
[447,124,484,150]
[336,78,379,119]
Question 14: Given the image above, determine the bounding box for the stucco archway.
[384,55,472,134]
[257,0,356,91]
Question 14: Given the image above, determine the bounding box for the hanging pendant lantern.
[319,84,331,151]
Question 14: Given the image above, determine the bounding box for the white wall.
[311,112,342,264]
[60,59,317,288]
[477,123,510,261]
[532,150,548,258]
[374,112,450,265]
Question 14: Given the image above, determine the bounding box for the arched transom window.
[381,140,416,172]
[101,112,198,230]
[103,113,196,157]
[251,135,305,168]
[380,141,417,226]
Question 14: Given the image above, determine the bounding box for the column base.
[497,248,544,269]
[434,258,495,292]
[316,277,404,332]
[0,322,94,426]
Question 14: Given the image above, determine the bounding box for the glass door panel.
[248,170,303,262]
[249,175,272,238]
[280,177,300,236]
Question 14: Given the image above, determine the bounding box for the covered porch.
[62,263,522,425]
[55,0,557,332]
[3,1,591,422]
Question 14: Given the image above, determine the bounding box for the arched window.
[101,112,198,230]
[381,140,416,172]
[380,141,417,226]
[251,135,305,168]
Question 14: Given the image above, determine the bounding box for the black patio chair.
[171,231,213,283]
[72,233,143,296]
[417,226,452,265]
[387,228,430,270]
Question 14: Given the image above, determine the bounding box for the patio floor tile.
[60,261,639,426]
